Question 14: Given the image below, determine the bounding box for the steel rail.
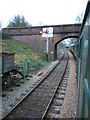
[41,51,69,120]
[3,52,65,119]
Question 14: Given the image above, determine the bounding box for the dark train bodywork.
[1,52,24,89]
[70,0,90,118]
[1,52,15,74]
[77,1,90,117]
[0,52,15,88]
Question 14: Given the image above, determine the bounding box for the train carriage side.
[76,0,90,118]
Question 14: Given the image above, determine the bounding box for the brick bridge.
[3,23,81,60]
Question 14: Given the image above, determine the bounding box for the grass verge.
[2,38,49,74]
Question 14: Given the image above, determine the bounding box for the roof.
[0,52,16,56]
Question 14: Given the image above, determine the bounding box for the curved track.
[3,51,69,119]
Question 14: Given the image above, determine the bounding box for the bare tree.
[67,38,78,45]
[75,13,84,23]
[67,13,84,45]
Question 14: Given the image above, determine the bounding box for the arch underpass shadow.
[53,36,78,60]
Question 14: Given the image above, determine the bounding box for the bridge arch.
[53,35,79,60]
[2,23,81,61]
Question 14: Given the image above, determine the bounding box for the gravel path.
[59,52,77,118]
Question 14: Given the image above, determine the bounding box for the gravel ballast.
[2,52,77,119]
[2,61,59,118]
[59,52,77,118]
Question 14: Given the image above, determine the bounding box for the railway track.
[44,64,70,119]
[3,51,69,119]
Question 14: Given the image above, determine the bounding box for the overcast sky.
[0,0,88,28]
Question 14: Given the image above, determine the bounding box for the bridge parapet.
[53,24,81,34]
[2,23,81,36]
[2,27,42,36]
